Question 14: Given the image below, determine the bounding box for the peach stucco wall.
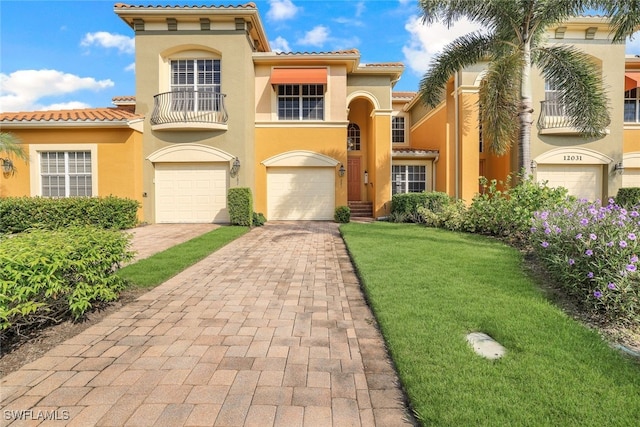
[0,127,144,219]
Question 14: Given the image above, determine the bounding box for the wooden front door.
[347,158,361,201]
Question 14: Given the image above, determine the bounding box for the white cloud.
[42,101,92,111]
[298,26,330,47]
[270,36,291,53]
[267,0,299,21]
[125,62,136,72]
[626,34,640,56]
[81,31,135,54]
[0,69,114,112]
[355,1,366,17]
[402,15,483,76]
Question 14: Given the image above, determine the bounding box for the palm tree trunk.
[519,38,534,177]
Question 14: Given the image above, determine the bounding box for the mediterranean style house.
[1,4,639,224]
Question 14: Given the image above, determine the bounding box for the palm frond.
[597,0,640,42]
[419,32,494,107]
[535,45,610,137]
[479,54,523,155]
[0,132,28,161]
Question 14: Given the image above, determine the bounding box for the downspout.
[454,71,460,199]
[432,154,439,191]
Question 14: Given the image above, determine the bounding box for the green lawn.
[118,226,249,288]
[341,222,640,427]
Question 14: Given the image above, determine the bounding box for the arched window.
[347,123,360,151]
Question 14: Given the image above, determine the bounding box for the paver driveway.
[1,222,415,426]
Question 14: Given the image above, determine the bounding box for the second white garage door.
[267,167,335,220]
[622,168,640,188]
[536,164,602,202]
[155,162,229,223]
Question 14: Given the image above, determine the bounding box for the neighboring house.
[0,100,144,215]
[406,16,640,203]
[1,6,639,224]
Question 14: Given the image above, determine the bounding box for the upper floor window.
[278,84,324,120]
[544,80,566,116]
[347,123,360,151]
[171,59,221,111]
[625,88,640,122]
[392,116,405,143]
[40,151,92,197]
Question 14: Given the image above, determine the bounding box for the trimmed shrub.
[464,173,572,243]
[228,187,253,226]
[334,206,351,223]
[0,227,133,335]
[252,212,266,226]
[391,192,451,222]
[0,196,139,233]
[416,199,467,231]
[616,187,640,209]
[530,199,639,324]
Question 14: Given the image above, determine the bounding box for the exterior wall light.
[1,158,14,175]
[614,162,624,175]
[230,157,240,178]
[338,164,345,177]
[530,160,537,170]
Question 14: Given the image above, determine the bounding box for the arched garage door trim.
[533,147,613,165]
[147,144,235,163]
[262,150,340,167]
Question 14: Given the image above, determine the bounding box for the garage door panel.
[622,168,640,188]
[537,164,602,202]
[155,163,229,223]
[267,167,335,220]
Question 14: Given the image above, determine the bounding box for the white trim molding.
[28,143,98,197]
[533,147,614,164]
[261,150,339,167]
[147,144,235,163]
[623,151,640,168]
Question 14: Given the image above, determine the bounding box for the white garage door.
[155,162,229,223]
[622,168,640,188]
[536,164,602,202]
[267,167,335,220]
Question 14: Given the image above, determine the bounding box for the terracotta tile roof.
[0,107,141,124]
[275,49,360,56]
[392,148,439,157]
[112,95,135,104]
[363,62,405,68]
[114,3,257,10]
[393,91,417,100]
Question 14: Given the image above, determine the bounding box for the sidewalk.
[1,222,415,426]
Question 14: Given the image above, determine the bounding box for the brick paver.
[1,222,415,426]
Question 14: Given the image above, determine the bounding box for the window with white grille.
[40,151,92,197]
[392,165,426,194]
[277,84,324,120]
[392,116,405,143]
[171,59,221,111]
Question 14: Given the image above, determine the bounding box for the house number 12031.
[564,155,582,161]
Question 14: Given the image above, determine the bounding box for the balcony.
[150,91,228,131]
[537,100,580,134]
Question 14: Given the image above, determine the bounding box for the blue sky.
[2,0,640,113]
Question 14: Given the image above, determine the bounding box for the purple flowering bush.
[530,199,640,323]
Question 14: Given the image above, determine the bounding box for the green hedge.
[391,192,451,220]
[615,187,640,209]
[0,196,140,233]
[228,187,253,226]
[0,227,133,334]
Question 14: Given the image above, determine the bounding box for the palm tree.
[0,132,28,175]
[418,0,640,174]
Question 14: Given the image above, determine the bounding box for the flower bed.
[530,199,640,324]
